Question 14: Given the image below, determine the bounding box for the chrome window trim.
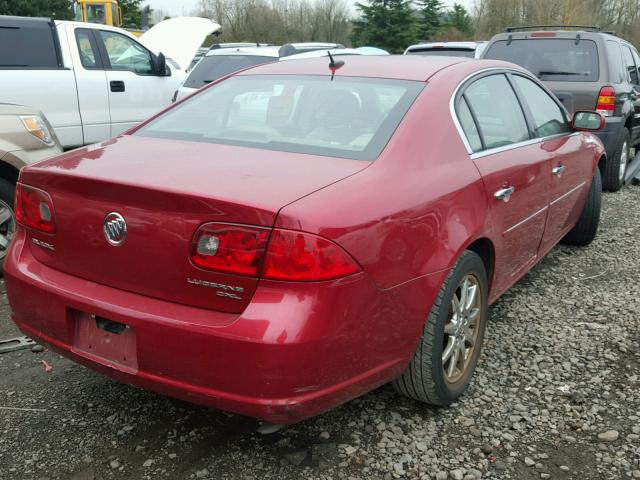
[470,132,580,160]
[449,67,578,159]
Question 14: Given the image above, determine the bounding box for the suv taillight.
[190,223,361,281]
[14,183,56,233]
[596,86,616,116]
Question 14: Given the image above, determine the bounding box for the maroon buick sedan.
[5,56,605,423]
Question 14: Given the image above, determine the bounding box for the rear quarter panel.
[275,63,495,291]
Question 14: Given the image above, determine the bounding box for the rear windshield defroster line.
[135,75,425,161]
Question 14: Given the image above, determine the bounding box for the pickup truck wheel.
[603,128,629,192]
[0,179,16,275]
[562,168,602,246]
[392,251,488,406]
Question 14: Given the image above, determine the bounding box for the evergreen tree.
[119,0,143,28]
[351,0,418,53]
[447,3,473,36]
[417,0,443,40]
[0,0,73,19]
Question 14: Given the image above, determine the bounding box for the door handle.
[494,186,515,202]
[110,80,125,92]
[552,165,566,175]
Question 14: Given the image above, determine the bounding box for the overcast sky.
[142,0,476,18]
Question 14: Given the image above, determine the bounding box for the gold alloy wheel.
[442,273,482,384]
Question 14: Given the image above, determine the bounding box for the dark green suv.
[482,26,640,191]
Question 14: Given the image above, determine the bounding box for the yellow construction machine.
[74,0,144,36]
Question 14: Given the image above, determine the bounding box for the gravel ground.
[1,185,639,480]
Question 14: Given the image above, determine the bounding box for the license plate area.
[71,310,138,374]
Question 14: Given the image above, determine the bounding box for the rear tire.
[0,178,16,276]
[562,168,601,246]
[393,251,488,406]
[603,128,629,192]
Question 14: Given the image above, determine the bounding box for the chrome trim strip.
[550,181,586,206]
[471,137,542,159]
[449,66,579,158]
[504,205,548,235]
[469,133,581,160]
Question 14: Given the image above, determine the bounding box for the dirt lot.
[1,185,639,480]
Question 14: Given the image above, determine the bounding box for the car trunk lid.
[19,135,367,313]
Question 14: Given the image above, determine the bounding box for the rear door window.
[457,98,482,152]
[512,75,571,137]
[0,20,61,68]
[484,39,599,82]
[76,29,101,69]
[461,74,531,151]
[184,55,278,89]
[606,41,626,84]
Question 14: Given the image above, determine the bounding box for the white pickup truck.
[0,15,219,149]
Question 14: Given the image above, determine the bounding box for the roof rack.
[505,25,601,32]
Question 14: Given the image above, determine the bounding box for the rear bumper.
[5,230,440,423]
[595,116,624,158]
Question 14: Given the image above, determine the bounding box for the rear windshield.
[0,22,60,68]
[184,55,276,88]
[484,39,599,82]
[136,75,424,161]
[407,48,475,58]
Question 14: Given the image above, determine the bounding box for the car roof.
[406,41,485,51]
[205,46,282,58]
[279,48,364,62]
[238,55,475,81]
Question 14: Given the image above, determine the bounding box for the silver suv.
[0,104,62,271]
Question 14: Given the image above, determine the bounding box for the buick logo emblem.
[103,212,127,246]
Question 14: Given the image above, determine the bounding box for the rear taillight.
[190,223,361,281]
[263,229,361,281]
[14,183,56,233]
[596,86,616,116]
[190,223,269,276]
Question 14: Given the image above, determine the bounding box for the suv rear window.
[136,75,424,161]
[184,55,277,89]
[484,39,599,82]
[406,48,474,58]
[0,20,61,68]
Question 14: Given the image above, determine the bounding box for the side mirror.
[571,111,605,131]
[153,52,169,76]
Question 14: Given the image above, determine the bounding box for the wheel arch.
[463,237,495,292]
[597,153,607,177]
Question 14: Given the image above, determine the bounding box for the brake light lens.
[596,86,616,116]
[190,223,269,276]
[263,229,360,281]
[531,31,556,37]
[14,183,56,233]
[190,224,361,281]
